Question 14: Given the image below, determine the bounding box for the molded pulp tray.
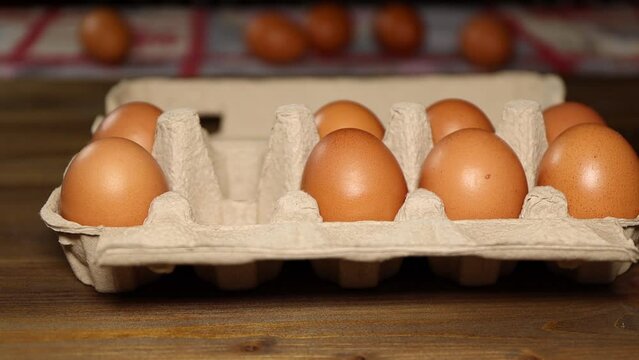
[41,72,639,292]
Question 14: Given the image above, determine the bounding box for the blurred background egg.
[79,7,131,65]
[373,3,424,56]
[306,2,352,55]
[301,128,407,222]
[537,124,639,219]
[543,101,606,143]
[245,12,308,64]
[419,129,528,220]
[460,13,513,69]
[60,138,169,227]
[93,101,163,153]
[426,98,494,144]
[314,100,385,139]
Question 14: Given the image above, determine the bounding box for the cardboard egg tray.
[41,72,639,293]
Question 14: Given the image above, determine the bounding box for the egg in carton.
[42,101,639,292]
[40,73,639,292]
[273,100,639,287]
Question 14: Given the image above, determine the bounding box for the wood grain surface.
[0,78,638,360]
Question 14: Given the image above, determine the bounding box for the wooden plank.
[0,129,89,160]
[0,261,638,359]
[0,187,62,261]
[0,155,73,187]
[564,76,639,151]
[0,80,113,124]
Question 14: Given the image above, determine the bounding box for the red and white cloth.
[0,5,638,78]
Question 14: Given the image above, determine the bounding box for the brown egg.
[537,124,639,219]
[93,102,162,153]
[79,7,131,64]
[374,3,424,56]
[543,102,606,143]
[460,13,513,69]
[306,3,352,55]
[426,98,494,144]
[60,138,169,227]
[314,100,385,140]
[419,129,528,220]
[245,12,308,64]
[301,128,408,222]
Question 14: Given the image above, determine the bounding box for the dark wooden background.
[0,78,638,359]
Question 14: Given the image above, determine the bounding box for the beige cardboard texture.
[41,73,639,292]
[104,72,563,139]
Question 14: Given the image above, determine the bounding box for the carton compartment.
[312,258,403,288]
[40,74,639,293]
[194,261,283,290]
[429,257,517,286]
[546,261,632,284]
[152,109,286,289]
[60,234,161,293]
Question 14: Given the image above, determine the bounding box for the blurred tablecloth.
[1,5,638,78]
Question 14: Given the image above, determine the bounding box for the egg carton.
[41,73,639,292]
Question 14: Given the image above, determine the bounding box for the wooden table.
[1,78,638,359]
